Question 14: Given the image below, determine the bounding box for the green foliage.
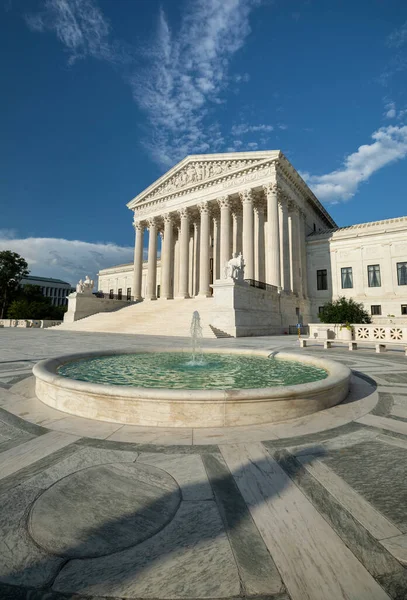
[0,251,29,317]
[7,296,67,320]
[318,296,371,324]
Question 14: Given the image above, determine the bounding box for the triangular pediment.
[127,151,280,208]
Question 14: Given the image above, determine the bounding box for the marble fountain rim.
[32,348,351,402]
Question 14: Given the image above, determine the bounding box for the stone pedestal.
[210,278,281,337]
[64,293,128,323]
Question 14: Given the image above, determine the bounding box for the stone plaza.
[0,328,407,599]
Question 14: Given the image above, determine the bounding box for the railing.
[244,279,278,293]
[354,324,407,343]
[94,292,134,301]
[289,325,309,335]
[0,319,62,328]
[309,323,407,344]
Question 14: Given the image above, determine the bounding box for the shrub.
[318,297,371,324]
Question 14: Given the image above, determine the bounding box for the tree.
[7,285,67,320]
[0,251,29,318]
[318,296,371,324]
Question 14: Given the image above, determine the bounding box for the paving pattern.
[0,329,407,599]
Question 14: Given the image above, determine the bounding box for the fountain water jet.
[189,310,205,365]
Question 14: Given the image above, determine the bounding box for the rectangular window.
[397,262,407,285]
[368,264,381,287]
[317,269,328,290]
[402,305,407,315]
[341,267,353,289]
[157,285,161,299]
[318,306,324,315]
[109,289,114,299]
[117,288,122,300]
[371,305,382,315]
[127,288,131,301]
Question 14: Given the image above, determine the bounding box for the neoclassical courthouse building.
[95,151,407,336]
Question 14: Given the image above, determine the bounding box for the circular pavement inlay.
[29,462,181,558]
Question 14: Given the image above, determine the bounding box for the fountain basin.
[33,349,351,428]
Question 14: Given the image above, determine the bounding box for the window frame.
[367,264,381,288]
[316,269,328,291]
[341,267,353,289]
[401,304,407,315]
[371,305,382,316]
[126,287,132,301]
[397,262,407,286]
[117,288,122,300]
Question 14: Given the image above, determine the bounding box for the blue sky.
[1,0,407,285]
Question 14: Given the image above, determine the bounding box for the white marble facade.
[98,151,407,327]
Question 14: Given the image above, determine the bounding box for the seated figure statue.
[224,253,245,281]
[76,276,94,295]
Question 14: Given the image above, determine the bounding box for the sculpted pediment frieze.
[130,153,279,208]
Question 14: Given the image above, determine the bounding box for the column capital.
[133,220,145,232]
[239,189,254,204]
[217,195,231,209]
[178,207,190,219]
[263,182,279,197]
[146,217,158,228]
[287,199,300,213]
[163,213,174,224]
[198,201,211,215]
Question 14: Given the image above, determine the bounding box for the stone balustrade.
[0,319,62,328]
[309,322,407,344]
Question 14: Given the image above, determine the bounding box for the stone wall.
[63,293,133,323]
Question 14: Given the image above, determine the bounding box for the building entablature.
[128,151,336,230]
[306,215,407,244]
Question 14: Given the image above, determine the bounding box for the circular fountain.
[33,313,351,427]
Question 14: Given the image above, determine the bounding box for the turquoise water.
[57,352,328,390]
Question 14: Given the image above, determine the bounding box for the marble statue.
[224,253,245,281]
[76,276,94,295]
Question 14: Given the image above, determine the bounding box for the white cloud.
[0,236,135,287]
[247,141,258,149]
[24,0,263,166]
[384,100,396,119]
[25,0,129,65]
[231,123,274,136]
[131,0,262,167]
[386,21,407,49]
[303,124,407,203]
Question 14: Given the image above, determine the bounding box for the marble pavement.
[0,329,407,599]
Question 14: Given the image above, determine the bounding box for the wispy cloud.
[383,100,396,119]
[0,235,135,286]
[131,0,262,167]
[386,20,407,49]
[302,124,407,203]
[231,123,274,136]
[379,21,407,85]
[24,0,262,166]
[25,0,130,65]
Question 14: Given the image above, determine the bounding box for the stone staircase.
[57,297,220,338]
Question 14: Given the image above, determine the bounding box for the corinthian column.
[146,217,158,300]
[212,214,220,281]
[279,196,291,292]
[177,207,190,298]
[232,206,243,256]
[217,196,231,278]
[240,189,254,280]
[253,199,265,282]
[198,201,211,296]
[264,183,281,288]
[299,209,308,297]
[288,202,300,294]
[161,214,174,299]
[133,220,144,300]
